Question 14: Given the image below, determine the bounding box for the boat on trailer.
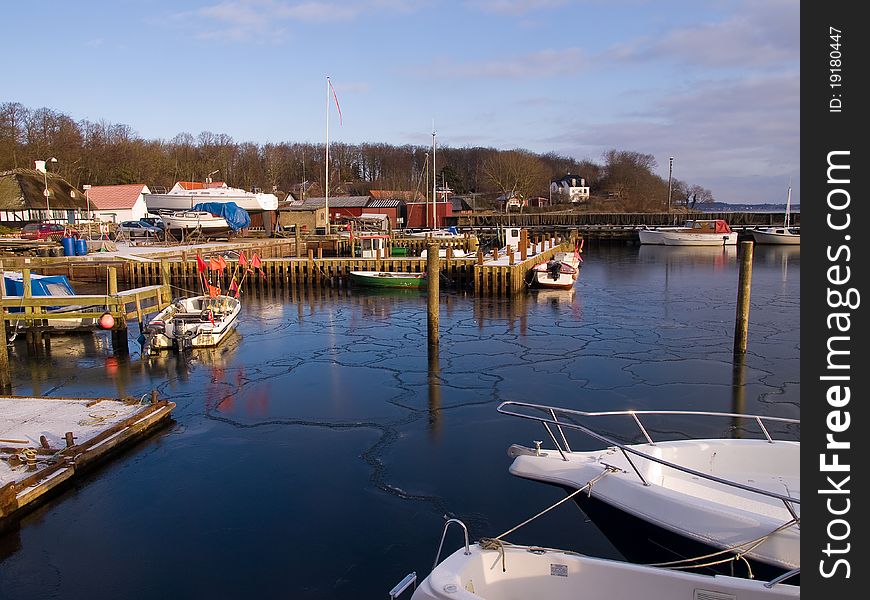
[144,295,241,353]
[499,402,800,582]
[391,520,799,600]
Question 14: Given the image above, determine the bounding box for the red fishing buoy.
[98,312,115,329]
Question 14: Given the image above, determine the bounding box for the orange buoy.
[98,312,115,329]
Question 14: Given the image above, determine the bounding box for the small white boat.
[641,220,738,246]
[392,520,799,600]
[499,402,800,581]
[530,242,583,290]
[144,295,241,352]
[158,210,230,234]
[751,187,800,245]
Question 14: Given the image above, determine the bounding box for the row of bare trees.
[1,102,713,210]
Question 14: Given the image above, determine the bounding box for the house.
[0,168,89,226]
[85,184,151,223]
[404,200,452,229]
[496,193,525,210]
[550,174,590,203]
[276,201,327,234]
[527,196,550,208]
[295,196,372,223]
[363,199,403,229]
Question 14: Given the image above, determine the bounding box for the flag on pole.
[209,257,221,271]
[196,254,207,272]
[238,251,248,267]
[251,253,262,269]
[229,278,239,293]
[328,78,342,126]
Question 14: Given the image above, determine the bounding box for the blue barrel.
[74,238,88,256]
[61,236,76,256]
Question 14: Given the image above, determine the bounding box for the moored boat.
[499,402,800,581]
[398,532,799,600]
[751,186,800,245]
[349,271,427,289]
[144,295,241,353]
[529,240,583,289]
[641,220,737,246]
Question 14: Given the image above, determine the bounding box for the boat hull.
[145,295,241,352]
[661,231,738,246]
[349,271,427,289]
[750,229,800,245]
[530,252,580,289]
[411,543,798,600]
[144,191,277,212]
[508,439,799,575]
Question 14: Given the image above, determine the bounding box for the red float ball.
[98,312,115,329]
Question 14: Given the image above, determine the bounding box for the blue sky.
[4,0,799,204]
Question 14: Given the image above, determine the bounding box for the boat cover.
[191,202,251,231]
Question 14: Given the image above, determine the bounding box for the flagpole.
[325,76,330,235]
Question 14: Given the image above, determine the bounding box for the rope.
[78,409,119,426]
[647,518,800,578]
[494,466,617,542]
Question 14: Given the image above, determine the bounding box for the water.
[0,244,800,599]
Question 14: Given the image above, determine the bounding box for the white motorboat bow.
[144,295,241,352]
[499,402,800,581]
[392,520,799,600]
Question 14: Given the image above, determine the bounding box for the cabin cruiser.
[144,181,278,213]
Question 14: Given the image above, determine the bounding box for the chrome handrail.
[433,518,471,571]
[498,401,800,506]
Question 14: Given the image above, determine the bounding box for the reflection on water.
[1,245,799,599]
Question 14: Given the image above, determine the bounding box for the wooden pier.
[0,392,175,531]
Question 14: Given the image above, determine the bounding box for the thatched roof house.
[0,168,88,225]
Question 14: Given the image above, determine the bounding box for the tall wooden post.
[520,229,528,261]
[0,261,10,391]
[427,242,440,347]
[733,241,754,354]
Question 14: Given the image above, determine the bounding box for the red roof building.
[85,184,151,222]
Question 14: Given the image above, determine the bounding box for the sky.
[4,0,799,204]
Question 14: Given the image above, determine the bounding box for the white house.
[550,174,590,203]
[86,184,151,222]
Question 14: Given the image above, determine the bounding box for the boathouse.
[0,168,89,226]
[85,183,151,223]
[276,201,327,233]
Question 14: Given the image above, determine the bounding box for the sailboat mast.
[325,76,330,234]
[432,122,436,229]
[784,185,791,228]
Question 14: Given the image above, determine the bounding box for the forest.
[1,102,713,211]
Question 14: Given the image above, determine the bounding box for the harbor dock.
[0,392,175,531]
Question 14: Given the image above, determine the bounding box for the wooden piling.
[0,261,10,391]
[426,243,440,347]
[733,240,754,354]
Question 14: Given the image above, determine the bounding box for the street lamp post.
[666,156,674,221]
[41,157,58,222]
[83,184,91,222]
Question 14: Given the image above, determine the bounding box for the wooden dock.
[0,392,175,531]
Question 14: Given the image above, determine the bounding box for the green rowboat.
[349,271,427,289]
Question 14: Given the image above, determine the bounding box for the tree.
[480,150,549,209]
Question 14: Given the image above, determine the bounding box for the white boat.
[144,295,241,352]
[751,187,800,245]
[397,534,799,600]
[144,181,278,212]
[641,220,738,246]
[499,402,800,581]
[419,247,467,258]
[157,210,231,233]
[530,250,581,289]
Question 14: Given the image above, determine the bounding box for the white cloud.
[424,47,588,80]
[465,0,572,16]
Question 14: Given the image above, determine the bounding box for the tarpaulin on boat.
[191,202,251,231]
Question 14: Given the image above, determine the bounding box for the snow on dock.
[0,393,175,528]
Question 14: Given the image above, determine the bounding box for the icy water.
[0,243,800,599]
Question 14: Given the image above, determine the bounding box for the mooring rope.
[475,466,617,572]
[647,518,800,579]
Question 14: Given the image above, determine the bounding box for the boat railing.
[497,401,800,511]
[388,518,471,599]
